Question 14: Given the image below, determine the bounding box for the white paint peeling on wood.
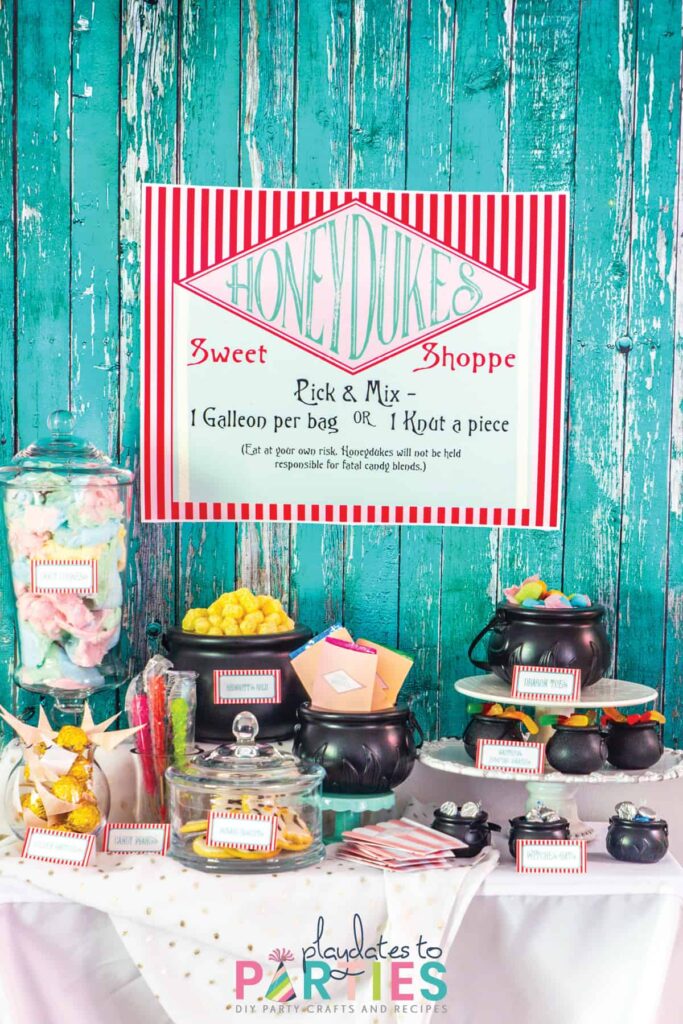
[244,0,264,187]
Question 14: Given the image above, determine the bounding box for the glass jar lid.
[0,409,134,486]
[167,712,324,787]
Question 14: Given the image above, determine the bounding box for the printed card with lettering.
[22,827,95,867]
[510,664,581,702]
[103,823,171,855]
[206,811,278,851]
[516,839,587,874]
[475,738,545,774]
[213,669,282,705]
[142,187,569,529]
[30,558,98,596]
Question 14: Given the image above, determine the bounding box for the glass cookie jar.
[0,410,133,707]
[166,711,325,873]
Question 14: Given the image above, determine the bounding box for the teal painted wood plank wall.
[1,0,682,742]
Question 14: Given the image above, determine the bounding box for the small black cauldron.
[508,815,570,859]
[605,722,664,770]
[431,807,501,858]
[463,714,525,762]
[293,703,423,794]
[606,816,669,864]
[164,626,311,743]
[546,725,608,775]
[468,603,611,689]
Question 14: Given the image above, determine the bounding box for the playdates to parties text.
[235,915,448,1004]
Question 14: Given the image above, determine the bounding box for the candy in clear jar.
[0,411,133,696]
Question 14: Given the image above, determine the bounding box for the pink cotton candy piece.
[68,628,118,668]
[544,593,570,608]
[21,505,61,534]
[52,592,95,631]
[17,593,63,640]
[8,522,50,558]
[79,481,123,525]
[503,586,521,602]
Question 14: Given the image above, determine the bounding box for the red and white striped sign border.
[142,186,569,528]
[29,558,98,596]
[21,827,95,867]
[103,823,171,855]
[510,664,582,702]
[206,811,278,852]
[475,738,545,774]
[212,668,282,705]
[516,839,587,874]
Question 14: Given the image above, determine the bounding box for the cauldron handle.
[467,614,498,671]
[408,711,425,749]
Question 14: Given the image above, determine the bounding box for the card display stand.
[420,675,683,841]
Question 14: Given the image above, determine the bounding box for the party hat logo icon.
[265,948,296,1002]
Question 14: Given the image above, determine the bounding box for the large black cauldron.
[164,626,311,743]
[293,703,423,794]
[468,603,611,689]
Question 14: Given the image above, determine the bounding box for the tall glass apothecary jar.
[0,410,134,708]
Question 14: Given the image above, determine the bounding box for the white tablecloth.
[0,825,681,1024]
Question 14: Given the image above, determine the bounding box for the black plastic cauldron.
[431,807,501,857]
[607,816,669,864]
[468,603,611,689]
[508,815,570,859]
[605,722,664,770]
[462,714,525,762]
[164,626,311,743]
[293,703,423,794]
[546,725,608,775]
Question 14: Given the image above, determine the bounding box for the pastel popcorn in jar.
[0,410,133,697]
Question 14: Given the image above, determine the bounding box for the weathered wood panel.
[1,1,682,742]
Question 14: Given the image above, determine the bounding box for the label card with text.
[22,827,95,867]
[142,186,569,530]
[510,664,581,702]
[213,669,282,704]
[103,823,171,855]
[475,738,545,774]
[207,811,278,851]
[516,839,587,874]
[30,558,98,596]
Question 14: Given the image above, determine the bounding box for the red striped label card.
[206,811,278,851]
[516,839,587,874]
[141,186,569,530]
[103,823,171,855]
[510,665,581,702]
[30,558,98,596]
[213,669,282,705]
[22,827,95,867]
[475,738,545,774]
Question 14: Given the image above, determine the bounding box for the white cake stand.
[419,675,675,840]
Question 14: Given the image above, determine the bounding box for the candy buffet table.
[0,821,681,1024]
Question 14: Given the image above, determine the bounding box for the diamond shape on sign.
[179,199,529,375]
[323,670,364,694]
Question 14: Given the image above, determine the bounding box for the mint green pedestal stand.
[321,792,397,844]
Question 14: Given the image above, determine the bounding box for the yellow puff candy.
[223,602,244,621]
[208,613,222,626]
[194,617,210,635]
[261,597,283,616]
[239,592,259,613]
[240,618,257,635]
[280,616,295,632]
[181,612,196,631]
[207,626,223,635]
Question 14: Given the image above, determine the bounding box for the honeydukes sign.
[142,187,568,527]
